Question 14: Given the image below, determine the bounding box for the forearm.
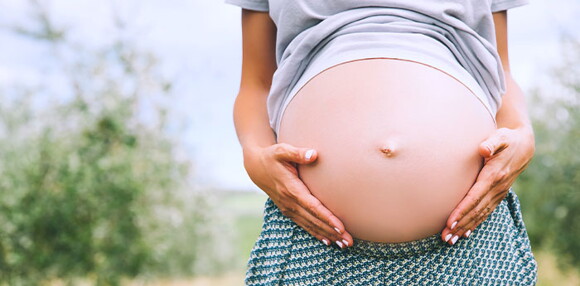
[495,72,533,134]
[233,87,277,155]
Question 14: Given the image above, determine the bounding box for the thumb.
[302,148,318,163]
[274,143,318,164]
[479,131,508,158]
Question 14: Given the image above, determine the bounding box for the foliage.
[516,38,580,272]
[0,2,234,285]
[1,95,170,285]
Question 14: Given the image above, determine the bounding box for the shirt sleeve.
[224,0,269,12]
[491,0,530,12]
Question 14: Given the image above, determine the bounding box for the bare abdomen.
[277,58,496,243]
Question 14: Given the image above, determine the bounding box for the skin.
[232,9,535,249]
[277,58,496,243]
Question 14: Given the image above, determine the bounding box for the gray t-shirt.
[225,0,529,137]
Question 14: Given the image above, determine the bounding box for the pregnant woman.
[227,0,538,285]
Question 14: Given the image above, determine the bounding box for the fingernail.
[451,235,459,245]
[451,221,457,230]
[334,227,341,234]
[445,233,452,242]
[305,149,314,160]
[342,239,349,247]
[322,239,330,246]
[336,240,343,248]
[465,230,471,238]
[487,145,494,155]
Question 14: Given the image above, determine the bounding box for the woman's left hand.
[441,126,535,245]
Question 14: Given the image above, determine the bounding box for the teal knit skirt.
[245,188,538,285]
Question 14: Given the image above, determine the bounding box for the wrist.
[512,123,534,140]
[496,116,533,134]
[242,142,268,157]
[242,144,266,170]
[512,124,536,156]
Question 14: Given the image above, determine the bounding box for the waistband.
[347,232,447,259]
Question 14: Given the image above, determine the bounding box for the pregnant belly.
[277,58,496,243]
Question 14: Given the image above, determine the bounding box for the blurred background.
[0,0,578,285]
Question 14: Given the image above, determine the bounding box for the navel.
[379,143,397,157]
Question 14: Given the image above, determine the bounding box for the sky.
[0,0,579,192]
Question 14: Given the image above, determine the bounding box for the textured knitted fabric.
[245,187,538,285]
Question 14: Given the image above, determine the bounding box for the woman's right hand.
[243,143,353,248]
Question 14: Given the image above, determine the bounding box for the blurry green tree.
[0,1,233,285]
[517,38,580,273]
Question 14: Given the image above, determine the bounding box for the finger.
[294,188,353,241]
[283,202,348,248]
[480,128,511,158]
[441,154,512,244]
[281,179,353,247]
[292,186,353,246]
[291,213,334,247]
[294,205,352,248]
[272,143,318,164]
[447,201,490,244]
[445,190,506,245]
[442,201,484,246]
[460,192,506,237]
[444,154,506,233]
[283,177,344,232]
[444,179,489,235]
